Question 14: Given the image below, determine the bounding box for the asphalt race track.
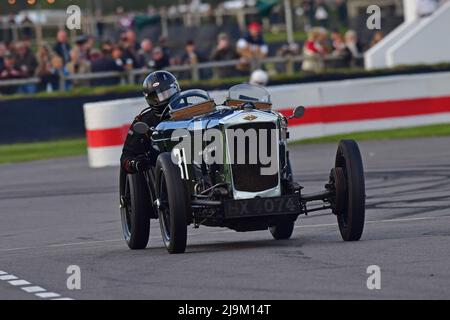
[1,137,449,300]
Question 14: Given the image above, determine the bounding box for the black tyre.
[269,219,295,240]
[334,140,365,241]
[270,157,295,240]
[155,153,188,254]
[120,169,151,249]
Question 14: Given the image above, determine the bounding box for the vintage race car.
[119,84,366,254]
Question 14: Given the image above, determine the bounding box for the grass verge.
[0,139,87,164]
[291,123,450,145]
[0,124,449,164]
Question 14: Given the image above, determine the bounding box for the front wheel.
[269,219,295,240]
[334,140,366,241]
[155,153,188,254]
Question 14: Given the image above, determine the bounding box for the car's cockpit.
[167,89,217,120]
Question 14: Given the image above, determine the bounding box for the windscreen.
[227,84,271,104]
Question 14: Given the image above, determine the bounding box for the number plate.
[224,196,301,218]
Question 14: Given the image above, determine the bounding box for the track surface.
[0,137,449,300]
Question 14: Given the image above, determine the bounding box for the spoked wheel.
[156,153,188,254]
[120,169,151,249]
[333,140,366,241]
[158,177,171,243]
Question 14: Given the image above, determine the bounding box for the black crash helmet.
[142,71,181,111]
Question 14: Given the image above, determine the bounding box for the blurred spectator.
[277,42,300,57]
[151,47,170,70]
[137,39,154,68]
[314,0,330,28]
[210,33,239,77]
[211,33,238,61]
[0,52,23,95]
[91,45,125,86]
[14,41,38,93]
[100,40,114,55]
[117,7,133,30]
[120,31,140,68]
[48,55,70,91]
[237,22,268,72]
[302,27,327,72]
[66,48,91,87]
[125,30,140,52]
[181,40,204,65]
[74,35,89,61]
[114,46,133,72]
[14,42,37,77]
[369,31,384,48]
[330,29,342,49]
[84,36,96,61]
[344,30,363,67]
[89,49,103,63]
[53,30,71,65]
[35,44,54,92]
[237,22,268,59]
[276,42,300,74]
[331,33,351,67]
[182,40,208,79]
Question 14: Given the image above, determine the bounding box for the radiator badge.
[243,114,258,121]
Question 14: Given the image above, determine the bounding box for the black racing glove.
[128,156,152,173]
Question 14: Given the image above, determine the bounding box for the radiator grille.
[227,122,278,192]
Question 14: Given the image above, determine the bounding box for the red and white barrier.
[84,72,450,168]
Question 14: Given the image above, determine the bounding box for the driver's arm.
[120,110,160,174]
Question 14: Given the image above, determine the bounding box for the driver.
[120,71,181,174]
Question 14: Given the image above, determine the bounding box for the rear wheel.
[334,140,365,241]
[120,169,151,249]
[156,153,188,254]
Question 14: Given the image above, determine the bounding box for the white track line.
[0,271,73,300]
[9,279,30,286]
[35,292,61,299]
[22,286,46,293]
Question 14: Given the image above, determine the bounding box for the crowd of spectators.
[301,27,369,72]
[0,20,276,95]
[0,1,387,96]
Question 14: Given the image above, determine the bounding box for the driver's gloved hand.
[128,156,152,173]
